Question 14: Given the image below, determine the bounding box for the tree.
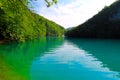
[28,0,58,7]
[45,0,58,7]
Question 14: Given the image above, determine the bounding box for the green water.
[0,37,120,80]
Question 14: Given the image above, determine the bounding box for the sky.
[31,0,117,28]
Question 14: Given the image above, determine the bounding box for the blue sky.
[31,0,117,28]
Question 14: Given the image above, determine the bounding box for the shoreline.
[0,40,10,44]
[0,40,4,44]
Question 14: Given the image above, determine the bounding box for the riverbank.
[0,40,10,44]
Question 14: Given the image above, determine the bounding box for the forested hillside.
[0,0,64,42]
[66,0,120,38]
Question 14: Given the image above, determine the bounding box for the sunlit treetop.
[28,0,58,7]
[45,0,58,7]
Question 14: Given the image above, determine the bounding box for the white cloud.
[34,0,117,28]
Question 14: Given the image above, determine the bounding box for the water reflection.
[0,37,64,80]
[1,38,120,80]
[67,38,120,72]
[31,39,120,80]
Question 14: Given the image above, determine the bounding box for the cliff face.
[0,0,64,41]
[66,0,120,39]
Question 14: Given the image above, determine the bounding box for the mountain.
[66,27,74,30]
[0,0,64,42]
[66,0,120,39]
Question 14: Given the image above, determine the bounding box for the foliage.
[0,0,64,42]
[45,0,58,7]
[66,0,120,39]
[25,0,58,7]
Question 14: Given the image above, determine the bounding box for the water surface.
[0,37,120,80]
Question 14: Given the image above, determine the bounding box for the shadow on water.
[0,37,64,80]
[67,38,120,73]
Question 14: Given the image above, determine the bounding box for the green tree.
[45,0,58,7]
[28,0,58,7]
[0,0,64,42]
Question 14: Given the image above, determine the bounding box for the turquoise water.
[0,37,120,80]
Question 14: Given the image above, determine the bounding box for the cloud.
[33,0,117,28]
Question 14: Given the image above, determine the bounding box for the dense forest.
[66,0,120,39]
[0,0,64,42]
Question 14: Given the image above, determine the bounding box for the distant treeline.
[66,0,120,39]
[0,0,64,42]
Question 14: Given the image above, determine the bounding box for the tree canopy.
[0,0,64,42]
[45,0,58,7]
[28,0,58,7]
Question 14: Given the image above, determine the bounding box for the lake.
[0,37,120,80]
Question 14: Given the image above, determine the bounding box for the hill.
[66,0,120,39]
[0,0,64,42]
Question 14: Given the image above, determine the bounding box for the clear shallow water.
[0,37,120,80]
